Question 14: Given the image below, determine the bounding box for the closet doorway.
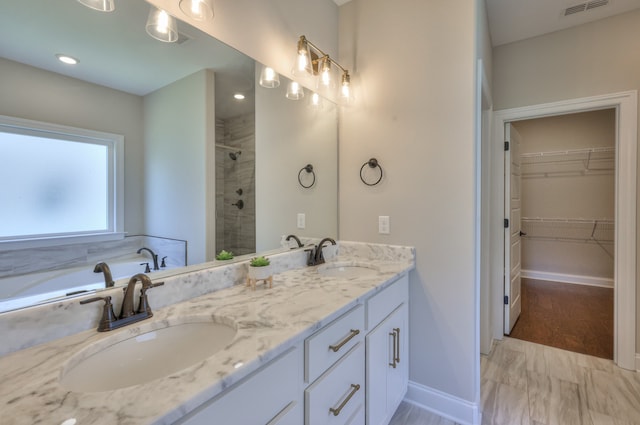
[506,110,615,359]
[489,91,637,371]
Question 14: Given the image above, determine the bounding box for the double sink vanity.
[0,241,415,425]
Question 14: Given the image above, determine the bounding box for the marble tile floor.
[389,337,640,425]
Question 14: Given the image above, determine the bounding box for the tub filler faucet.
[93,262,115,288]
[137,247,160,271]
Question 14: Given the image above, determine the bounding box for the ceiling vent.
[564,0,610,16]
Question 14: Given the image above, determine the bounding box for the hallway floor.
[389,338,640,425]
[510,278,613,359]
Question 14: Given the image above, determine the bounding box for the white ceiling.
[486,0,640,46]
[0,0,255,119]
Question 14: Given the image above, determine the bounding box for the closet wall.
[514,109,615,286]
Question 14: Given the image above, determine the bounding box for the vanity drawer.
[176,345,302,425]
[366,274,408,330]
[305,342,365,425]
[305,305,364,383]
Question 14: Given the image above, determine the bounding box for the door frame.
[489,91,637,370]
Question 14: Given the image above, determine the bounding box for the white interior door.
[504,123,522,334]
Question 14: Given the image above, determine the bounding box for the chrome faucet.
[137,247,159,271]
[285,234,304,248]
[93,262,115,288]
[80,273,164,332]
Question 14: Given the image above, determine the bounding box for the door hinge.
[504,218,509,228]
[504,295,509,305]
[504,141,510,151]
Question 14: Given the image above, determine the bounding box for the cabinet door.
[176,346,302,425]
[365,304,408,425]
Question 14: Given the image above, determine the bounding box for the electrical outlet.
[297,213,306,229]
[379,216,390,234]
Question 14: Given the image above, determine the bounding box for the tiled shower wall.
[215,113,256,255]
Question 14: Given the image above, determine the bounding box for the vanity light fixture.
[179,0,214,21]
[56,54,79,65]
[286,81,305,100]
[76,0,115,12]
[259,65,280,88]
[293,35,352,104]
[145,7,179,43]
[234,93,245,100]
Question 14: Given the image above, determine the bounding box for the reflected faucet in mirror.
[93,262,115,288]
[137,247,160,271]
[285,234,304,248]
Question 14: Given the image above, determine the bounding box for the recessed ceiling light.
[56,54,79,65]
[234,93,245,100]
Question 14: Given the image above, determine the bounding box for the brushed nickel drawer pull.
[329,384,361,416]
[329,329,360,352]
[389,330,397,368]
[394,327,400,364]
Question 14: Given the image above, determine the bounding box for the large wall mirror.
[0,0,338,311]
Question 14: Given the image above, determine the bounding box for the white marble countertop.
[0,249,414,425]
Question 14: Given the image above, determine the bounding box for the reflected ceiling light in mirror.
[286,81,304,100]
[77,0,115,12]
[146,7,178,43]
[56,54,79,65]
[259,66,280,88]
[234,93,245,100]
[179,0,214,21]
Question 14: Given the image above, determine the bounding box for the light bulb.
[146,7,178,43]
[320,57,331,87]
[309,92,323,110]
[286,81,305,100]
[293,36,313,77]
[259,66,280,88]
[77,0,115,12]
[179,0,214,21]
[341,72,353,104]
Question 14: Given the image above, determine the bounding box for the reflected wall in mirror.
[0,0,338,312]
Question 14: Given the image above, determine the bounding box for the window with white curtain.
[0,115,124,247]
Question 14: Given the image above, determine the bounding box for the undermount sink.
[60,318,237,392]
[317,262,379,278]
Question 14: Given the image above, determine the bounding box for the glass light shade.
[179,0,214,21]
[309,92,323,110]
[318,56,334,89]
[259,66,280,88]
[77,0,115,12]
[340,72,353,104]
[286,81,305,100]
[146,7,179,43]
[293,36,313,77]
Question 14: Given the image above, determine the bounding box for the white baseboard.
[405,381,480,425]
[521,269,613,288]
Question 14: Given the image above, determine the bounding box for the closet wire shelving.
[520,146,615,178]
[521,217,614,258]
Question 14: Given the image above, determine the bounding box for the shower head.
[229,151,242,161]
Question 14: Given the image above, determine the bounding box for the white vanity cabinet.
[365,275,409,425]
[175,345,303,425]
[304,305,366,425]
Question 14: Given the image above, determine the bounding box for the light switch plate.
[297,213,306,229]
[379,216,390,234]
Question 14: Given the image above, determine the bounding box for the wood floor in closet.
[509,278,614,359]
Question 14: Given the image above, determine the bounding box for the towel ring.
[360,158,383,186]
[298,164,316,188]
